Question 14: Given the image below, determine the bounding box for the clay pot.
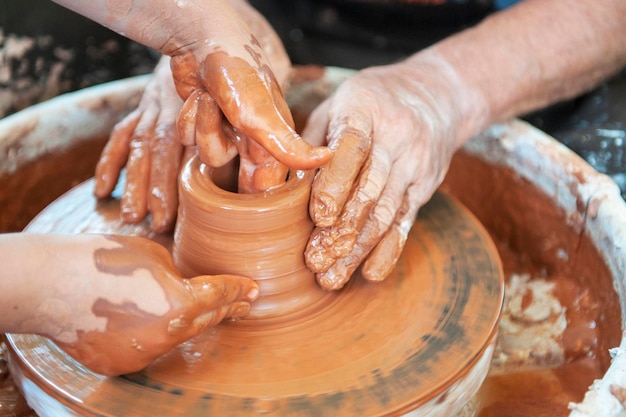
[172,155,329,320]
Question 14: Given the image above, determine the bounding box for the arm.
[51,0,243,55]
[0,233,258,375]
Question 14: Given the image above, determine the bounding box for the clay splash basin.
[0,67,625,417]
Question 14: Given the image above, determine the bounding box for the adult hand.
[37,234,258,376]
[168,1,331,193]
[94,56,184,233]
[303,51,487,290]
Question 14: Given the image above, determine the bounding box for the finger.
[188,274,260,308]
[188,301,251,335]
[148,121,183,233]
[362,188,420,282]
[315,169,409,290]
[240,139,289,193]
[305,151,391,272]
[205,56,331,170]
[121,131,151,224]
[195,93,238,167]
[167,274,258,339]
[268,71,295,128]
[169,53,199,100]
[177,89,201,147]
[169,275,258,338]
[310,126,372,227]
[94,109,140,198]
[242,121,332,171]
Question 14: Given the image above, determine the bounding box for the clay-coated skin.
[173,51,296,192]
[0,233,258,376]
[92,0,308,231]
[303,53,479,290]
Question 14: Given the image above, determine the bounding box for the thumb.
[170,275,259,337]
[187,274,259,309]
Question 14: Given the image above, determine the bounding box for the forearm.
[0,233,134,340]
[420,0,626,145]
[0,233,73,336]
[51,0,246,55]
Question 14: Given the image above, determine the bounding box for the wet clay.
[173,155,328,320]
[7,173,503,416]
[441,150,622,416]
[442,150,621,366]
[2,148,621,416]
[173,52,332,194]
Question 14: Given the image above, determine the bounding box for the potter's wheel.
[7,178,503,417]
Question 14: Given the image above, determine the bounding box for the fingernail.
[246,286,260,301]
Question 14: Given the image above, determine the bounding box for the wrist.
[402,50,491,150]
[160,0,251,58]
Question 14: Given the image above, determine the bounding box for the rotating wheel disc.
[8,179,503,416]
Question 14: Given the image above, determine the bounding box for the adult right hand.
[302,51,488,291]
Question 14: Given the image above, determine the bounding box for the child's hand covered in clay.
[0,233,258,376]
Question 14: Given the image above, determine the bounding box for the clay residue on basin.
[0,136,108,233]
[441,150,622,416]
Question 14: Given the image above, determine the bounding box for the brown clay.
[4,66,619,416]
[0,136,108,233]
[3,141,621,416]
[441,150,622,417]
[7,169,503,416]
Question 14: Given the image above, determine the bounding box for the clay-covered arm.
[304,0,626,290]
[0,233,258,376]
